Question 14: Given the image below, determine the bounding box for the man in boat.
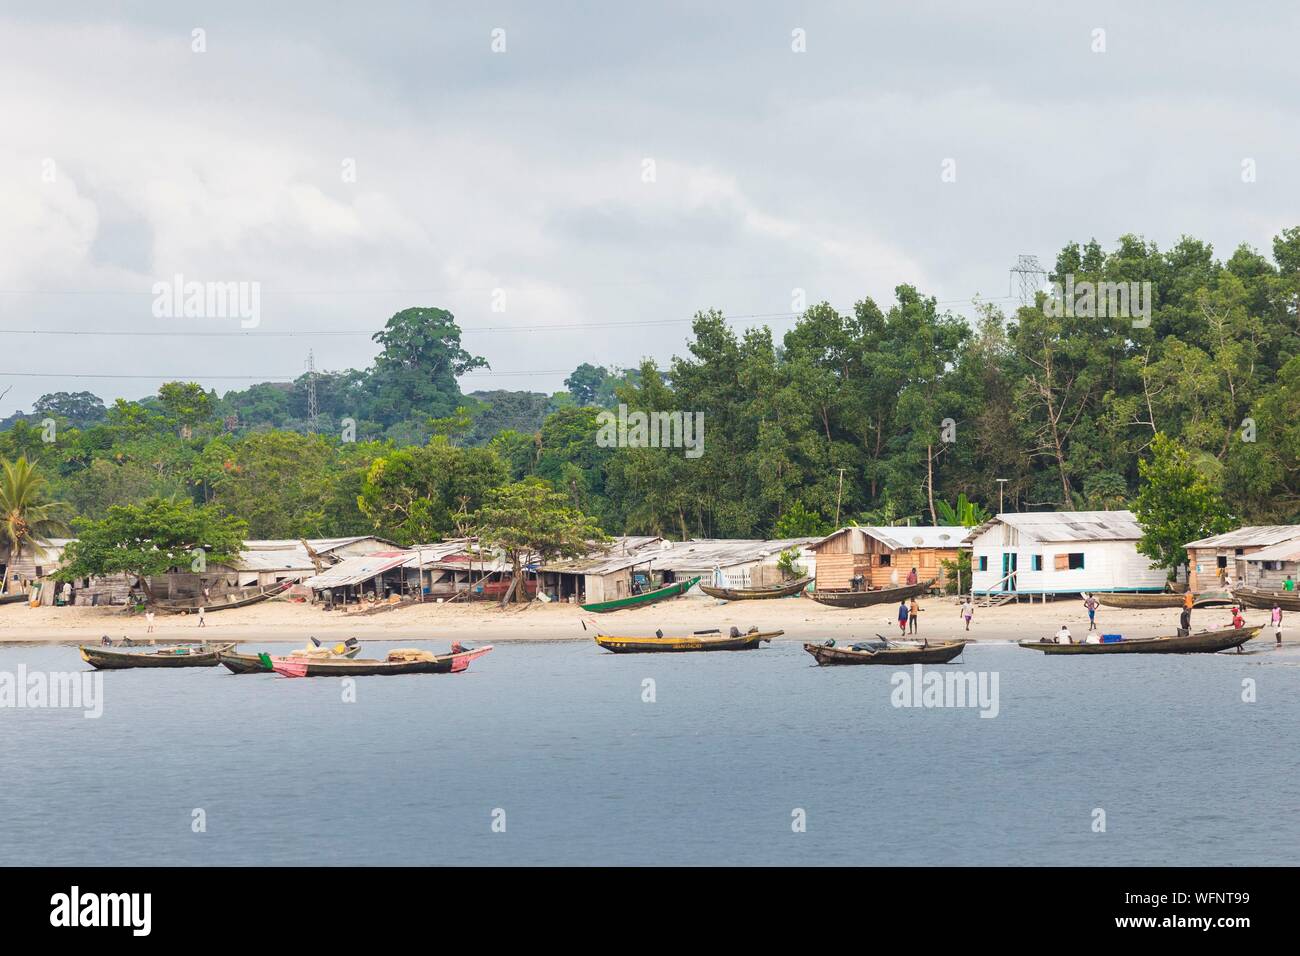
[1055,624,1073,644]
[1083,593,1099,631]
[906,567,918,585]
[1271,603,1283,646]
[897,600,909,635]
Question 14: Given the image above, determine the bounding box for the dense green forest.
[4,232,1300,548]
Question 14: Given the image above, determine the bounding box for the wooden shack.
[1184,526,1300,591]
[811,526,967,592]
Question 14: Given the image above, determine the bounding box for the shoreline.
[1,593,1291,648]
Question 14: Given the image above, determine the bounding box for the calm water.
[1,639,1296,866]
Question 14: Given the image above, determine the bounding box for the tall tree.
[1,457,71,592]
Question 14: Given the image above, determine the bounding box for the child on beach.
[197,606,206,628]
[960,598,974,631]
[908,597,920,634]
[145,609,155,634]
[897,600,909,635]
[1083,594,1099,631]
[1230,606,1244,630]
[1271,603,1283,646]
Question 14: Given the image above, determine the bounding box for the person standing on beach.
[908,596,920,634]
[197,606,206,628]
[1083,594,1099,631]
[1231,606,1244,630]
[1183,590,1194,611]
[1179,605,1192,636]
[897,600,909,635]
[960,598,974,631]
[145,609,155,634]
[1271,603,1283,646]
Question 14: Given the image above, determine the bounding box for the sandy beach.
[0,592,1291,647]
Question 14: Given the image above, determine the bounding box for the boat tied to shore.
[1095,590,1233,609]
[698,577,811,601]
[804,637,967,666]
[580,576,700,613]
[1017,625,1260,655]
[807,578,935,609]
[80,642,236,669]
[592,625,781,653]
[1231,585,1300,612]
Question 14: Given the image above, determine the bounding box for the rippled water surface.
[1,640,1295,865]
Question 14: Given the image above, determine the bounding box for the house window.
[878,554,891,566]
[1031,555,1043,571]
[1067,553,1085,570]
[978,556,988,571]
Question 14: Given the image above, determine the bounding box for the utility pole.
[996,478,1009,514]
[834,468,846,528]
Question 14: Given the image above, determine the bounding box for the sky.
[2,0,1299,413]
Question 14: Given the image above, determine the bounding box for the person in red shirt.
[1231,606,1245,630]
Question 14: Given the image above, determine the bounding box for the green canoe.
[580,576,701,613]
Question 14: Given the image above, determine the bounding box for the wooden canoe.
[698,577,811,600]
[1017,626,1260,655]
[0,591,29,606]
[593,627,782,653]
[581,576,700,613]
[1095,592,1184,609]
[1232,585,1300,612]
[808,578,935,609]
[151,580,292,615]
[266,645,493,677]
[804,639,967,665]
[218,640,362,674]
[79,642,235,669]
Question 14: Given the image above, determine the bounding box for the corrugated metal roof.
[233,547,316,572]
[818,526,970,551]
[1243,539,1300,563]
[1184,526,1300,549]
[653,538,820,571]
[965,510,1143,543]
[302,551,412,589]
[241,536,400,553]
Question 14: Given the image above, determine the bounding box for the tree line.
[3,230,1299,570]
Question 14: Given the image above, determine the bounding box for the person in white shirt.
[1055,625,1072,644]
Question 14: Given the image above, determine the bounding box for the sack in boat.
[386,648,436,663]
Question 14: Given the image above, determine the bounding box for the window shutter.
[1054,553,1068,571]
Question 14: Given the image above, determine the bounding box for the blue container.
[1101,634,1122,643]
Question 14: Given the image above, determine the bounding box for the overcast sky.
[2,1,1298,414]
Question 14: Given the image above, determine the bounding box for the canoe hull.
[803,640,967,665]
[1232,586,1300,612]
[267,646,493,677]
[594,629,782,653]
[79,643,233,669]
[1018,626,1259,655]
[1096,593,1184,609]
[808,579,935,609]
[152,580,292,615]
[698,577,811,601]
[218,644,362,673]
[581,576,700,613]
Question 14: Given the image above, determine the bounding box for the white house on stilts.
[965,510,1168,599]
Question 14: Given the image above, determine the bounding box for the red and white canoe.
[268,645,493,677]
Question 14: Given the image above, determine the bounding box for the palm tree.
[0,457,71,593]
